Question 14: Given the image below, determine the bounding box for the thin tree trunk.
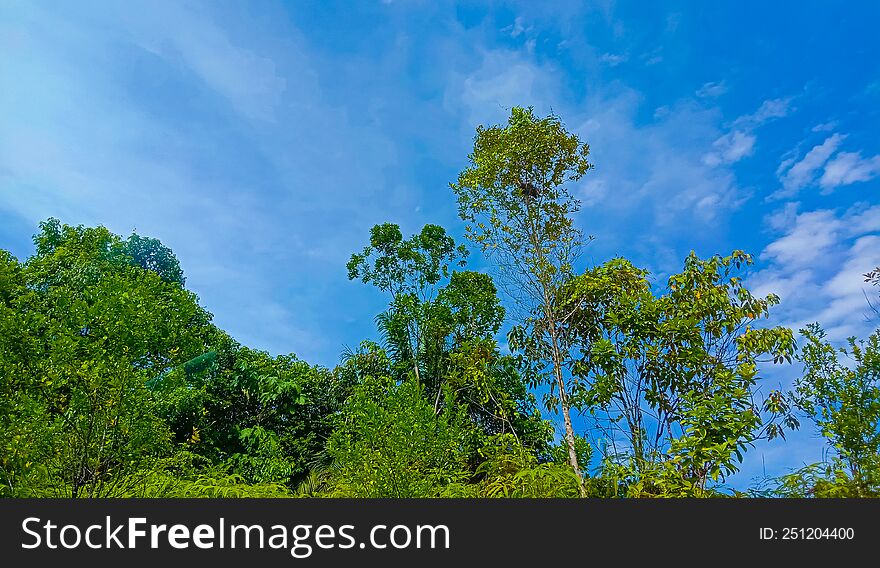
[549,321,586,496]
[433,380,443,413]
[522,190,585,495]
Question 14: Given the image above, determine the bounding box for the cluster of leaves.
[565,254,797,488]
[772,325,880,497]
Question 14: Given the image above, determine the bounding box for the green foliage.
[347,221,549,455]
[548,434,593,474]
[450,106,592,284]
[0,251,45,495]
[229,426,295,485]
[325,375,476,497]
[2,219,216,497]
[153,342,347,488]
[348,223,468,386]
[763,462,878,498]
[561,251,797,492]
[2,112,878,500]
[347,223,468,297]
[117,233,186,286]
[452,106,594,488]
[442,434,582,498]
[786,324,880,496]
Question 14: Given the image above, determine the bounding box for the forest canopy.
[2,108,878,498]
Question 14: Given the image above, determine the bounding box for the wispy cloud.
[570,92,751,239]
[696,80,728,98]
[773,133,880,198]
[701,96,794,167]
[819,151,880,192]
[600,52,628,66]
[759,208,843,269]
[641,48,663,66]
[703,130,756,166]
[733,97,794,129]
[443,48,563,128]
[811,120,838,132]
[135,5,287,122]
[502,16,530,38]
[773,133,847,198]
[751,203,880,340]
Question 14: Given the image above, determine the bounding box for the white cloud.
[759,209,842,268]
[641,48,663,66]
[578,178,608,207]
[696,80,727,98]
[699,96,796,169]
[600,52,628,66]
[703,130,756,166]
[815,235,880,338]
[733,97,793,129]
[846,205,880,234]
[773,132,880,198]
[571,93,751,230]
[444,49,561,128]
[503,16,530,38]
[120,2,287,122]
[811,121,838,132]
[819,151,880,192]
[764,201,800,232]
[774,133,847,198]
[751,204,880,341]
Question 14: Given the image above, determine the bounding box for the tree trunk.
[549,323,586,496]
[525,193,585,495]
[412,360,421,384]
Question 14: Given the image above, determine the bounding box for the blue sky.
[2,0,879,487]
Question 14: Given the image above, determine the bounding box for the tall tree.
[451,106,593,492]
[7,219,216,496]
[347,223,467,385]
[561,252,797,494]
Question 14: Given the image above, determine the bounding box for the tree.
[347,223,467,385]
[561,252,797,495]
[153,341,349,488]
[348,223,550,453]
[0,251,49,496]
[451,106,593,492]
[789,324,880,496]
[117,233,186,286]
[5,219,217,496]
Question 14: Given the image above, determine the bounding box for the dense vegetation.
[2,108,878,498]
